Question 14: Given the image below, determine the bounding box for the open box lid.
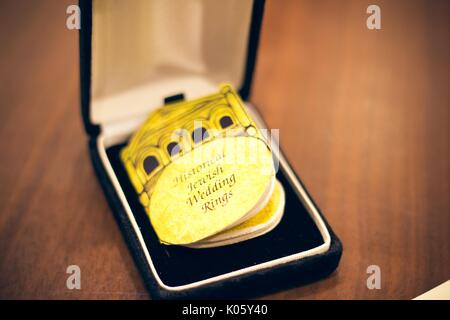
[80,0,265,136]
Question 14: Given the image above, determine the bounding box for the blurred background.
[0,0,448,299]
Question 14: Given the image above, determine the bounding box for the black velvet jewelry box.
[79,0,342,299]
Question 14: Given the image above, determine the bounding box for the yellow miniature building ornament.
[121,84,285,247]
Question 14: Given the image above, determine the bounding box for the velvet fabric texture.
[88,140,342,299]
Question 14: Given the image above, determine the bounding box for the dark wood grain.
[0,0,448,299]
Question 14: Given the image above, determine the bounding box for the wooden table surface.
[0,0,448,299]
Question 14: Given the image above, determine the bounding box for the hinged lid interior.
[81,0,264,135]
